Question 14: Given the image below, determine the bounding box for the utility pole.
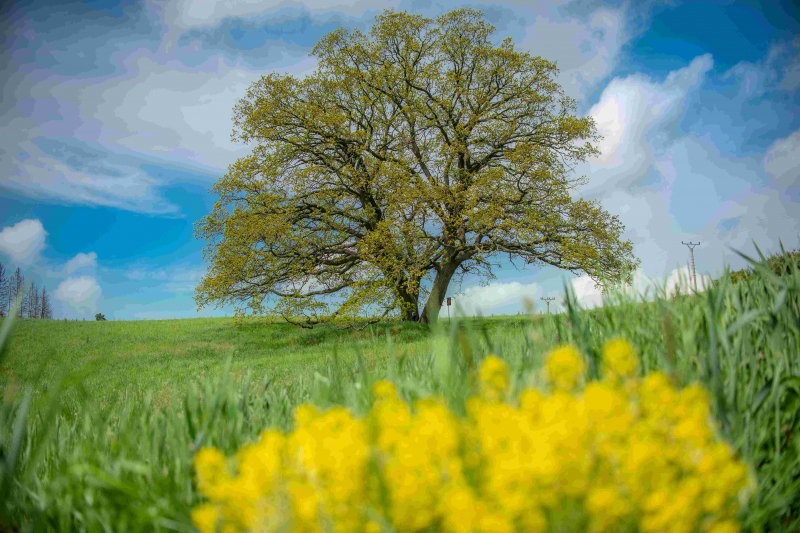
[682,241,700,292]
[541,296,555,314]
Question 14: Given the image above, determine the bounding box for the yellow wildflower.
[191,503,221,533]
[194,447,232,501]
[479,355,510,400]
[372,379,399,401]
[189,337,752,533]
[602,338,639,379]
[544,344,585,390]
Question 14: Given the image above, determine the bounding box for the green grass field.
[0,247,799,532]
[0,315,538,416]
[0,316,435,412]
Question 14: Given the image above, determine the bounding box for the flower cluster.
[192,338,753,533]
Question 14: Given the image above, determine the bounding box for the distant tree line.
[0,261,54,319]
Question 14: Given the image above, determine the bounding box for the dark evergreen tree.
[40,287,53,319]
[10,268,24,318]
[26,281,39,319]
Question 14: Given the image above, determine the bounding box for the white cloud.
[567,264,712,312]
[519,7,627,101]
[662,265,712,295]
[156,0,399,33]
[124,269,149,281]
[84,53,266,171]
[0,1,639,212]
[63,252,98,275]
[2,153,178,214]
[763,129,800,186]
[707,188,800,262]
[0,117,181,214]
[55,276,102,317]
[0,45,318,211]
[441,280,544,317]
[0,61,182,214]
[163,268,205,295]
[445,262,717,317]
[570,275,604,309]
[0,219,47,264]
[557,53,800,303]
[577,54,713,197]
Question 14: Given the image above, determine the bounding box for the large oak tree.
[195,8,639,327]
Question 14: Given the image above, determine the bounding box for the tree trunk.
[420,260,459,325]
[396,284,420,321]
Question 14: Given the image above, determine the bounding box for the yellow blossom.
[602,338,639,379]
[194,447,232,501]
[545,344,585,390]
[192,503,221,533]
[372,379,399,401]
[479,355,510,400]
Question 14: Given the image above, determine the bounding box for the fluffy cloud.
[0,219,47,264]
[564,47,799,301]
[0,50,320,212]
[579,54,714,197]
[662,265,712,295]
[440,262,716,317]
[519,6,627,100]
[63,252,98,275]
[440,280,545,317]
[55,276,102,317]
[570,275,604,310]
[763,129,800,186]
[0,12,320,211]
[569,265,713,312]
[2,154,179,215]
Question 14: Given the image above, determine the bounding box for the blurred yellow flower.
[545,344,585,390]
[372,379,398,401]
[191,340,753,533]
[602,338,639,379]
[191,503,221,533]
[478,355,509,400]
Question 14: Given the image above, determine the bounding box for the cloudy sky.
[0,0,798,320]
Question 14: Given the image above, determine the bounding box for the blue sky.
[0,0,798,320]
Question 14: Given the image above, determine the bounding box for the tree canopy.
[195,7,639,327]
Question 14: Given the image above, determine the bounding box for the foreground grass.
[0,246,799,532]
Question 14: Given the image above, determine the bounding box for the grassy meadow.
[0,316,442,413]
[0,246,798,532]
